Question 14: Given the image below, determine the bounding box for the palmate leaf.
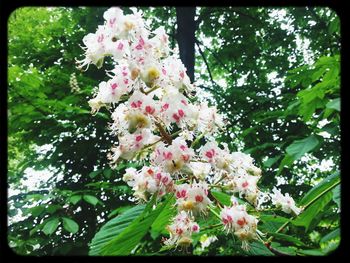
[89,194,173,255]
[266,232,305,246]
[298,171,340,206]
[89,204,146,255]
[285,135,319,161]
[150,196,176,239]
[100,195,172,255]
[237,241,274,256]
[292,191,332,231]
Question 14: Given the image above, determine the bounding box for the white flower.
[122,166,174,201]
[220,204,258,250]
[164,211,199,248]
[196,102,224,134]
[188,162,211,180]
[151,137,194,173]
[175,181,211,215]
[271,188,301,215]
[200,234,218,250]
[232,174,260,205]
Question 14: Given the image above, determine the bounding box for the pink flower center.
[181,189,187,198]
[180,71,184,79]
[178,109,185,118]
[205,149,215,159]
[163,152,173,160]
[172,113,180,122]
[242,182,249,188]
[181,99,187,106]
[117,42,124,50]
[237,218,246,226]
[145,105,155,114]
[131,100,142,108]
[161,176,169,184]
[156,172,162,180]
[195,195,203,202]
[162,103,169,111]
[192,225,198,232]
[176,228,183,235]
[124,79,129,85]
[176,191,182,198]
[147,169,154,175]
[135,135,143,142]
[162,68,167,75]
[109,18,116,27]
[182,154,190,162]
[180,145,187,151]
[122,71,128,76]
[97,34,104,43]
[111,83,118,90]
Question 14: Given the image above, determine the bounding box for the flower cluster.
[175,182,211,215]
[220,197,259,250]
[123,166,174,201]
[163,211,200,248]
[270,187,301,215]
[69,72,80,92]
[80,6,301,252]
[200,141,262,206]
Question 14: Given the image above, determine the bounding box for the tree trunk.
[175,7,196,82]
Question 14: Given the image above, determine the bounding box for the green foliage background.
[7,7,340,256]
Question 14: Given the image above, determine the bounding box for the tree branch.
[195,41,219,88]
[155,121,173,145]
[196,39,232,75]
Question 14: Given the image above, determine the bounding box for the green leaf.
[277,154,294,175]
[259,214,289,223]
[332,185,340,208]
[285,135,319,161]
[28,206,45,217]
[150,196,176,239]
[89,205,146,255]
[329,16,340,35]
[326,98,340,111]
[62,217,79,234]
[263,156,281,168]
[299,171,340,206]
[47,204,62,214]
[210,190,253,210]
[100,194,172,255]
[107,205,132,219]
[83,195,99,206]
[88,170,101,179]
[259,214,289,233]
[271,243,298,255]
[42,218,60,236]
[69,195,82,205]
[245,241,274,256]
[297,248,325,256]
[103,168,113,178]
[210,190,231,206]
[266,232,305,246]
[322,123,339,136]
[320,228,340,244]
[292,191,332,231]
